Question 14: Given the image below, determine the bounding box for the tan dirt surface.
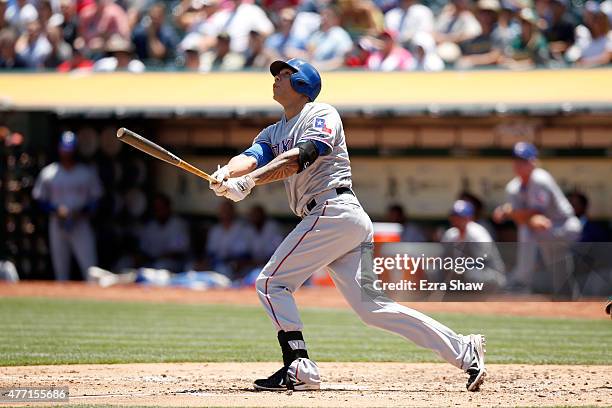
[1,362,611,407]
[0,281,608,319]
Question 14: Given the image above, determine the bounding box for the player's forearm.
[249,148,300,185]
[509,208,540,224]
[226,154,258,177]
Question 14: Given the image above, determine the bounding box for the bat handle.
[178,160,216,183]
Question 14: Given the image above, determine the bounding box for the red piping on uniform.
[265,204,327,329]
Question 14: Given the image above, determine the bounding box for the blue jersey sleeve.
[243,142,275,168]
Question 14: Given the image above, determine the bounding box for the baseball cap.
[451,200,475,218]
[512,141,538,160]
[59,131,77,152]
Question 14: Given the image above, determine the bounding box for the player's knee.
[358,311,380,328]
[255,273,268,295]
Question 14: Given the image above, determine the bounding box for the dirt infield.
[2,362,611,407]
[0,281,607,319]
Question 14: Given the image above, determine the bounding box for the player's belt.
[306,187,354,213]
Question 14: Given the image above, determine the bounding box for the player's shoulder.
[506,177,521,193]
[530,168,555,185]
[302,102,341,125]
[39,162,60,178]
[467,222,493,242]
[254,122,279,143]
[441,227,459,242]
[302,102,339,119]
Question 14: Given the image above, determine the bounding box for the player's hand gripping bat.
[116,127,216,183]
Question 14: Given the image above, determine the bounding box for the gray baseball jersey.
[33,163,102,213]
[506,168,574,225]
[504,167,581,292]
[254,102,484,375]
[254,102,351,217]
[32,163,102,281]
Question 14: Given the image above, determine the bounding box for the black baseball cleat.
[254,366,288,391]
[466,334,487,392]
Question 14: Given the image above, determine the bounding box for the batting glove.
[209,165,230,196]
[223,175,256,202]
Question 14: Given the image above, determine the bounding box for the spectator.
[366,29,415,71]
[455,0,504,68]
[32,131,103,281]
[138,193,190,272]
[206,201,254,279]
[306,6,353,70]
[567,191,610,242]
[15,19,51,68]
[440,200,506,290]
[59,0,79,46]
[44,24,72,67]
[5,0,39,33]
[78,0,130,55]
[199,0,274,54]
[264,7,307,62]
[37,0,58,29]
[288,5,320,44]
[131,2,178,65]
[93,34,145,72]
[337,0,384,38]
[412,31,444,70]
[173,0,212,33]
[344,36,375,68]
[57,38,94,71]
[384,0,434,46]
[200,32,244,71]
[0,28,28,68]
[500,8,549,68]
[574,7,612,67]
[246,205,283,265]
[123,0,152,31]
[0,0,8,31]
[494,0,520,51]
[435,0,482,45]
[543,0,576,63]
[386,204,426,242]
[243,29,268,69]
[178,31,204,70]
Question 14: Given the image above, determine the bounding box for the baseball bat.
[116,127,216,183]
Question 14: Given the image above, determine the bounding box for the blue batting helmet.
[451,200,475,218]
[513,141,538,160]
[59,131,77,152]
[270,58,321,102]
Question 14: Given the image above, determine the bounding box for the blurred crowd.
[0,0,611,72]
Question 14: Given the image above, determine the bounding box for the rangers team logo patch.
[314,117,333,135]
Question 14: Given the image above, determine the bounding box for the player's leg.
[68,221,98,281]
[510,227,538,291]
[534,217,582,296]
[254,197,371,390]
[49,220,71,281]
[327,238,486,390]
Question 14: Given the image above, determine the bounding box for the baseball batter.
[209,59,486,392]
[493,142,581,295]
[32,131,102,281]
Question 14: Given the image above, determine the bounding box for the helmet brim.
[270,60,298,77]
